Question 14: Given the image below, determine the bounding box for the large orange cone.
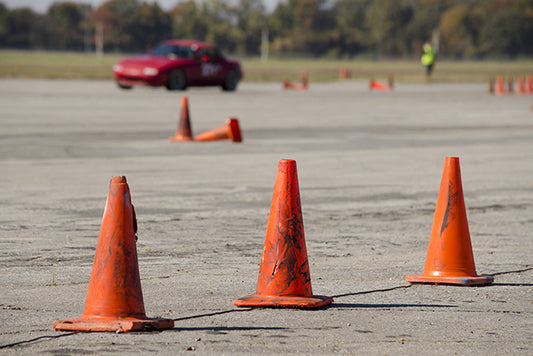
[194,118,242,142]
[53,177,174,332]
[406,157,494,286]
[169,96,193,141]
[495,76,504,96]
[234,159,333,308]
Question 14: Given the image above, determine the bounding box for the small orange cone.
[169,96,193,142]
[495,76,504,96]
[516,77,524,95]
[406,157,494,286]
[53,177,174,332]
[194,118,242,142]
[525,75,532,94]
[234,159,333,308]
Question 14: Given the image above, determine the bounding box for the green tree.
[479,8,533,57]
[46,2,88,50]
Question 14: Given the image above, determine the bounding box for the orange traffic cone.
[495,76,504,96]
[194,118,242,142]
[516,77,524,95]
[283,72,308,91]
[525,75,532,94]
[169,96,193,142]
[339,67,351,80]
[388,73,394,89]
[406,157,494,286]
[53,177,174,332]
[301,71,308,90]
[234,159,333,308]
[507,77,514,94]
[369,79,390,91]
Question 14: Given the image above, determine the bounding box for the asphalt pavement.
[0,78,532,354]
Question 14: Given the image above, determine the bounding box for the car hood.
[116,55,187,70]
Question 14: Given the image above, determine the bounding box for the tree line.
[1,0,532,59]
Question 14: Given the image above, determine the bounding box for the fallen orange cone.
[53,176,174,332]
[283,72,308,91]
[369,78,391,91]
[234,159,333,308]
[406,157,494,286]
[194,118,242,142]
[169,96,193,142]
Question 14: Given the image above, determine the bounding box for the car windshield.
[151,44,194,59]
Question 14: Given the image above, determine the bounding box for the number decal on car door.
[201,63,221,77]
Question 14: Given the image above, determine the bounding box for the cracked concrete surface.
[0,79,532,354]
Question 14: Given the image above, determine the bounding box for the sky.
[2,0,282,13]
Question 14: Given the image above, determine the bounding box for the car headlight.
[143,67,159,76]
[112,64,123,72]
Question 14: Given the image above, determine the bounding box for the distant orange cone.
[234,159,333,308]
[388,73,394,89]
[406,157,494,286]
[495,76,504,96]
[516,77,524,95]
[525,75,532,94]
[169,96,193,142]
[283,72,308,91]
[194,118,242,142]
[339,67,351,80]
[53,177,174,332]
[369,79,390,91]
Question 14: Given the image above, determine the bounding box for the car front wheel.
[166,69,186,90]
[222,70,239,91]
[117,81,132,90]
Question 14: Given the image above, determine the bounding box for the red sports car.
[112,39,243,91]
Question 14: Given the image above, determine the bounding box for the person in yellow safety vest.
[421,42,436,76]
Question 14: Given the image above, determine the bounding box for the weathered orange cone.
[53,177,174,332]
[406,157,494,286]
[525,75,532,94]
[234,159,333,308]
[169,96,193,142]
[194,118,242,142]
[516,77,524,95]
[369,79,390,91]
[495,76,504,96]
